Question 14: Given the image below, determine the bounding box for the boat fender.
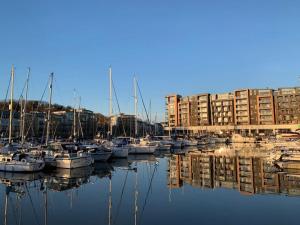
[21,158,27,163]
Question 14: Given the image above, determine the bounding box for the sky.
[0,0,300,122]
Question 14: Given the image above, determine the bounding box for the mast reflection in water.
[1,147,300,225]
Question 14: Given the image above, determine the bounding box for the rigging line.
[24,76,50,139]
[138,163,158,225]
[113,170,129,225]
[136,80,150,124]
[3,78,28,138]
[111,79,126,137]
[0,74,12,130]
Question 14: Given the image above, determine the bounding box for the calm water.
[1,148,300,225]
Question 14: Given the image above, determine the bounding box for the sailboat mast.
[9,65,15,144]
[134,76,138,137]
[109,67,113,136]
[45,73,53,145]
[21,68,30,145]
[73,90,77,139]
[19,96,23,141]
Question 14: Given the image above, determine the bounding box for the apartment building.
[234,89,251,125]
[165,94,181,127]
[189,94,211,126]
[256,89,275,125]
[178,96,190,127]
[274,87,300,124]
[210,93,235,126]
[165,86,300,131]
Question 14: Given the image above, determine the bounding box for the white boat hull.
[0,160,45,172]
[55,156,94,169]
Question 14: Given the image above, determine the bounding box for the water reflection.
[1,146,300,225]
[168,149,300,196]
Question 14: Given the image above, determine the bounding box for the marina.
[1,1,300,224]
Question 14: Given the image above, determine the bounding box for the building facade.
[165,87,300,133]
[165,94,181,127]
[274,87,300,124]
[210,93,235,126]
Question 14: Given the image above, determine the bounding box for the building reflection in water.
[168,150,300,196]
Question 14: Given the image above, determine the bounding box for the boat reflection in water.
[44,166,94,192]
[0,171,44,225]
[2,145,300,225]
[168,147,300,196]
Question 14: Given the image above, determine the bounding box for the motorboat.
[0,145,45,172]
[43,142,94,169]
[128,138,158,154]
[80,144,112,162]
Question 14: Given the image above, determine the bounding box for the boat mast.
[9,65,15,144]
[19,96,23,141]
[73,90,77,140]
[134,76,138,137]
[45,73,53,146]
[109,67,113,136]
[21,68,30,145]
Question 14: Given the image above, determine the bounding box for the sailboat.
[105,67,129,158]
[41,73,93,169]
[0,66,45,172]
[128,77,158,154]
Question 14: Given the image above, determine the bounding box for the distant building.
[210,93,235,126]
[189,94,211,126]
[0,104,108,141]
[256,89,275,125]
[274,87,300,124]
[165,86,300,134]
[0,110,20,138]
[110,114,156,137]
[165,94,181,127]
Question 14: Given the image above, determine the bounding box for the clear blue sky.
[0,0,300,121]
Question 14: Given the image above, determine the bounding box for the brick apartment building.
[165,87,300,133]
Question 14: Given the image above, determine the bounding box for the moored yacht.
[80,144,112,162]
[0,66,45,173]
[128,138,158,154]
[0,145,45,172]
[44,142,94,169]
[106,138,129,158]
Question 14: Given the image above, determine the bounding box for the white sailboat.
[128,77,158,155]
[106,67,129,158]
[0,66,45,172]
[41,73,93,169]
